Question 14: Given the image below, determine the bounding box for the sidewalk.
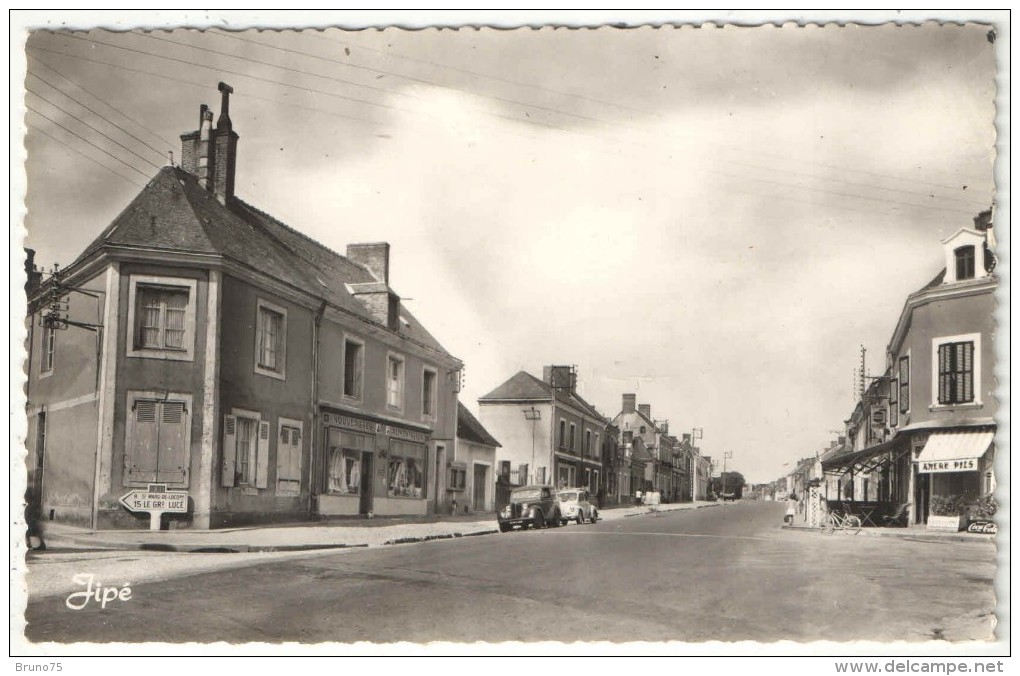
[781,522,996,544]
[40,500,722,553]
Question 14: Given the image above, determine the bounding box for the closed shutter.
[959,342,973,402]
[222,415,237,487]
[127,400,159,483]
[256,420,271,488]
[938,344,951,404]
[157,401,188,484]
[277,426,302,493]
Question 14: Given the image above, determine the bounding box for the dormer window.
[955,245,976,281]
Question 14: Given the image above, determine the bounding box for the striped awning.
[916,430,994,473]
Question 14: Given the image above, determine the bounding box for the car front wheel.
[533,511,546,529]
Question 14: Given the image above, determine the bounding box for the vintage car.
[557,488,599,525]
[498,485,562,532]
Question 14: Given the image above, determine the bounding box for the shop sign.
[324,412,380,434]
[919,458,977,473]
[385,425,428,443]
[967,521,997,534]
[119,484,189,531]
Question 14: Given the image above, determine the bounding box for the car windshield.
[511,488,542,502]
[558,492,578,502]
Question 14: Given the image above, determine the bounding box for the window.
[127,276,198,361]
[937,341,975,405]
[277,419,303,495]
[955,245,976,281]
[422,367,437,417]
[594,433,600,459]
[342,338,364,399]
[125,392,192,486]
[558,420,566,448]
[326,428,368,495]
[222,410,269,488]
[255,299,287,379]
[386,354,405,409]
[585,430,592,456]
[449,467,466,491]
[41,324,55,373]
[898,356,910,414]
[889,378,898,427]
[569,423,576,452]
[387,440,426,498]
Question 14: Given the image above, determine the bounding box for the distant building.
[24,84,462,530]
[479,365,607,493]
[452,402,501,513]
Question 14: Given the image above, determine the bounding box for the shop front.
[317,410,432,517]
[912,428,995,527]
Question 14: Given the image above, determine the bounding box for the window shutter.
[256,421,271,488]
[289,428,302,484]
[963,342,974,402]
[222,415,237,487]
[157,401,188,485]
[127,400,160,484]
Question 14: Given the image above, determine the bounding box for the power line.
[320,30,985,197]
[27,70,170,161]
[206,31,985,211]
[26,120,146,188]
[27,54,176,150]
[31,35,983,218]
[25,105,153,179]
[26,88,164,171]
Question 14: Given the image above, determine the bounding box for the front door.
[359,452,373,515]
[914,469,929,524]
[473,464,487,511]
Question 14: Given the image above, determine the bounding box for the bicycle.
[820,505,862,535]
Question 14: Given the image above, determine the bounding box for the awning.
[916,430,993,474]
[821,437,906,477]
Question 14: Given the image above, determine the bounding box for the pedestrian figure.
[784,492,799,525]
[25,484,45,551]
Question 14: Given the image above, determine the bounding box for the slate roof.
[71,166,452,358]
[478,370,608,423]
[457,402,501,448]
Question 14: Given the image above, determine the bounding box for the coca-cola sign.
[967,520,998,534]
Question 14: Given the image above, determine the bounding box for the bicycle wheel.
[820,514,835,535]
[844,515,862,535]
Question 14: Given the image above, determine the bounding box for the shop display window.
[387,440,426,498]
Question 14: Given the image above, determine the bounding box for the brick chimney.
[638,404,651,419]
[24,248,42,294]
[180,82,238,204]
[347,242,400,330]
[543,365,576,392]
[622,394,636,414]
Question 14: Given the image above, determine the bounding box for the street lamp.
[523,407,541,485]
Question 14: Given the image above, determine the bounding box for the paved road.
[23,502,995,644]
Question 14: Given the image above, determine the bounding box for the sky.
[12,13,1003,484]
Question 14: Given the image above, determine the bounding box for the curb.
[382,529,499,546]
[780,525,995,544]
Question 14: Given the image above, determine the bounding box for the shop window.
[955,245,976,281]
[386,354,405,410]
[422,367,437,417]
[255,299,287,379]
[449,467,466,491]
[126,276,197,362]
[898,356,910,414]
[125,392,191,486]
[387,440,426,498]
[222,411,269,488]
[342,338,364,399]
[326,428,368,495]
[277,420,302,495]
[937,341,975,405]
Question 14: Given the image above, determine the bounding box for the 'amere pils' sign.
[120,484,189,531]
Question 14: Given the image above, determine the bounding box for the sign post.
[119,484,189,531]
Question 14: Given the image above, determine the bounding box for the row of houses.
[779,216,998,527]
[476,368,712,507]
[23,83,710,531]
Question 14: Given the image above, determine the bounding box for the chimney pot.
[347,242,390,284]
[622,394,636,414]
[638,404,651,419]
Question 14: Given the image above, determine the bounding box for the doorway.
[914,469,929,524]
[359,452,373,515]
[473,464,487,511]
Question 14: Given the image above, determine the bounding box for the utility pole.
[523,407,541,484]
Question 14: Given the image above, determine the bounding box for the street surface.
[22,502,995,643]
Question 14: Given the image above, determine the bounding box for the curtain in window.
[164,291,187,348]
[139,287,188,349]
[140,289,163,348]
[258,308,281,369]
[236,417,257,485]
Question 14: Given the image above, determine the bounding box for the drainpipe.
[308,301,327,519]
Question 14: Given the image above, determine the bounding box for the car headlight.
[501,506,510,518]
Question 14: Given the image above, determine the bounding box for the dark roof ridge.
[232,197,375,280]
